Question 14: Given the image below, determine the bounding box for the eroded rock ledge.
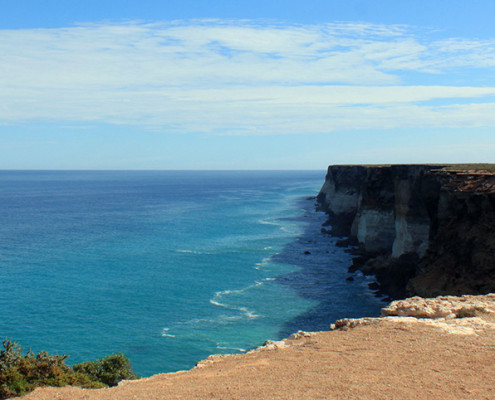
[316,164,495,298]
[333,293,495,336]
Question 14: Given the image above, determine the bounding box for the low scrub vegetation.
[442,164,495,172]
[0,340,137,399]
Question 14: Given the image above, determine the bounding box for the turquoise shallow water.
[0,170,382,376]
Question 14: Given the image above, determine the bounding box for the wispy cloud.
[1,20,495,134]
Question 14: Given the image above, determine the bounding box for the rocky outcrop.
[317,165,495,298]
[332,293,495,336]
[381,293,495,318]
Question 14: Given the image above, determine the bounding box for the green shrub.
[0,340,22,370]
[0,340,136,399]
[74,353,137,387]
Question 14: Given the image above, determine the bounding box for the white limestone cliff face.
[317,165,495,298]
[318,176,360,215]
[317,165,436,259]
[391,178,430,258]
[356,209,395,253]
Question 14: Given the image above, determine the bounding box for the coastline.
[13,165,495,399]
[21,293,495,400]
[271,196,383,338]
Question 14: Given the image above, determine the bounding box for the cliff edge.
[317,164,495,298]
[21,294,495,400]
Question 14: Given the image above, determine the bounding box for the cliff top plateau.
[330,163,495,171]
[20,294,495,400]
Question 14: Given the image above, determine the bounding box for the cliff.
[317,164,495,298]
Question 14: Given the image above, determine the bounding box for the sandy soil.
[21,316,495,400]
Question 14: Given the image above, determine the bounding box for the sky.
[1,0,495,170]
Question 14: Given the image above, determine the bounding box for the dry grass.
[441,164,495,172]
[331,164,495,172]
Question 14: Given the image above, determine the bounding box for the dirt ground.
[21,318,495,400]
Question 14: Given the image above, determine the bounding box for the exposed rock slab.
[382,293,495,318]
[333,293,495,336]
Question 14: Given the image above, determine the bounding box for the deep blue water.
[0,170,382,376]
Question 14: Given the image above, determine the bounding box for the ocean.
[0,170,382,376]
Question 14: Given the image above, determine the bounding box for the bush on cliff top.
[0,339,137,399]
[73,353,137,387]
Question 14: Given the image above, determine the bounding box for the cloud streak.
[1,20,495,134]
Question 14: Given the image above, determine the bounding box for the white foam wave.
[172,317,219,328]
[176,249,212,255]
[216,345,247,352]
[218,315,243,322]
[258,219,280,226]
[161,328,176,338]
[239,307,259,319]
[213,281,263,299]
[209,299,225,307]
[254,256,272,270]
[209,282,263,319]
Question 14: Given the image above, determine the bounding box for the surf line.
[209,281,263,319]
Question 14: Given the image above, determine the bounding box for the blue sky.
[1,0,495,169]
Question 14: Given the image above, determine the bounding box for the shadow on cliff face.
[273,197,384,340]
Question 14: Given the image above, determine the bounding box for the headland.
[317,164,495,299]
